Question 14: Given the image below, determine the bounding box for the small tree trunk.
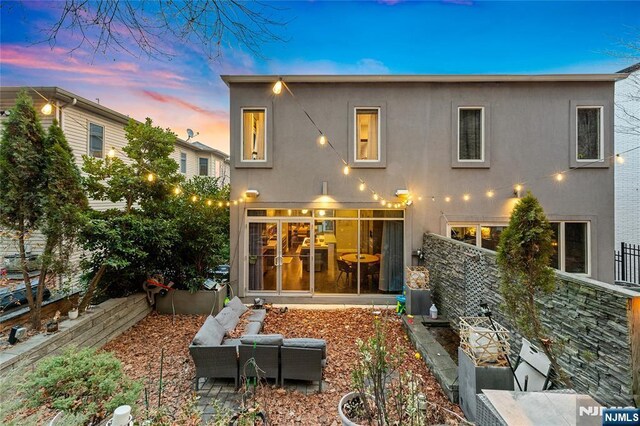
[18,222,38,329]
[78,264,107,312]
[35,238,56,329]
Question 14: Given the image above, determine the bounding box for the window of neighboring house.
[199,158,209,176]
[449,221,589,275]
[180,152,187,174]
[355,108,380,161]
[576,107,603,161]
[458,107,484,161]
[242,108,266,161]
[88,123,104,158]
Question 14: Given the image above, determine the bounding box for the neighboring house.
[0,86,229,261]
[223,73,626,303]
[615,63,640,249]
[186,141,230,185]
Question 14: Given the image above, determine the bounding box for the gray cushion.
[240,334,284,346]
[222,338,241,346]
[215,306,240,332]
[243,321,262,336]
[227,297,249,316]
[283,338,327,359]
[192,315,225,346]
[248,309,266,323]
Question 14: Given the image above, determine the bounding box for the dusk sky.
[1,1,638,154]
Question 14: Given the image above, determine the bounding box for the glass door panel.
[247,222,277,291]
[315,219,358,294]
[281,221,311,292]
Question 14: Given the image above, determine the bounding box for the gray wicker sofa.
[189,297,326,391]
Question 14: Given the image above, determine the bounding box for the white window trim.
[575,106,604,163]
[457,106,485,162]
[198,157,209,176]
[180,151,187,174]
[240,107,268,163]
[87,121,105,159]
[353,107,382,163]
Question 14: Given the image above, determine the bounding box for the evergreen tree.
[0,89,48,329]
[496,192,571,387]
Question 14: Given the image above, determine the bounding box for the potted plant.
[338,314,429,425]
[60,278,80,320]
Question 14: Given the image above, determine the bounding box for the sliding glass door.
[247,219,312,294]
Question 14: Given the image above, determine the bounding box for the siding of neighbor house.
[615,68,640,248]
[226,76,622,296]
[0,87,229,271]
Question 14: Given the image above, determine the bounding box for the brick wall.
[422,233,640,406]
[0,294,150,375]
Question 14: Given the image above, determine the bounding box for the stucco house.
[615,63,640,249]
[223,73,627,303]
[0,86,229,261]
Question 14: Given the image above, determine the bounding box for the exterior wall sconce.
[245,189,260,198]
[513,184,523,198]
[395,189,410,198]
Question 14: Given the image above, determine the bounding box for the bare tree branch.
[26,0,288,61]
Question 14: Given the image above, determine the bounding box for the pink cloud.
[139,90,228,121]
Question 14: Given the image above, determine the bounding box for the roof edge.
[220,74,627,85]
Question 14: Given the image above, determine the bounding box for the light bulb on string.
[41,102,53,116]
[191,195,198,202]
[317,135,327,146]
[206,200,212,206]
[555,173,564,182]
[343,165,350,175]
[272,80,283,95]
[373,193,379,201]
[173,187,182,195]
[463,194,470,201]
[239,198,244,203]
[359,182,366,191]
[445,196,451,203]
[226,202,230,207]
[616,154,625,164]
[233,200,238,206]
[386,202,392,208]
[218,201,223,207]
[380,199,386,206]
[486,190,495,198]
[514,184,523,192]
[107,147,116,158]
[146,173,155,182]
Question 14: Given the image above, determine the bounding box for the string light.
[444,196,451,203]
[486,190,495,198]
[359,182,366,191]
[616,154,625,164]
[272,80,283,95]
[191,195,198,202]
[218,201,223,207]
[373,194,379,201]
[107,147,116,158]
[343,165,350,175]
[207,200,212,206]
[233,200,238,205]
[318,135,327,146]
[146,173,155,182]
[173,187,182,195]
[41,102,53,116]
[463,194,470,201]
[380,199,386,206]
[514,184,523,192]
[555,173,564,182]
[226,201,230,207]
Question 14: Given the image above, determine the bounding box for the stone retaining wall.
[422,233,640,406]
[0,294,150,375]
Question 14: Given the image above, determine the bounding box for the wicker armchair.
[189,344,239,389]
[280,347,324,391]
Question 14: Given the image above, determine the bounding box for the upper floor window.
[88,123,104,158]
[199,157,209,176]
[180,152,187,174]
[242,108,266,161]
[355,108,380,161]
[576,106,603,161]
[458,107,484,161]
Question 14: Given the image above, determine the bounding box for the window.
[180,152,187,174]
[355,108,380,161]
[458,107,484,161]
[199,158,209,176]
[88,123,104,158]
[576,107,602,161]
[242,109,266,161]
[449,222,589,275]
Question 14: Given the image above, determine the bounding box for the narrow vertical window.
[180,152,187,174]
[199,158,209,176]
[565,222,588,273]
[458,107,483,161]
[242,109,266,161]
[88,123,104,158]
[355,108,379,161]
[577,107,602,161]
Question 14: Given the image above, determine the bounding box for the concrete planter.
[155,289,226,315]
[457,347,514,422]
[338,392,363,426]
[405,287,431,316]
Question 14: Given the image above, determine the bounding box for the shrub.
[23,347,142,424]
